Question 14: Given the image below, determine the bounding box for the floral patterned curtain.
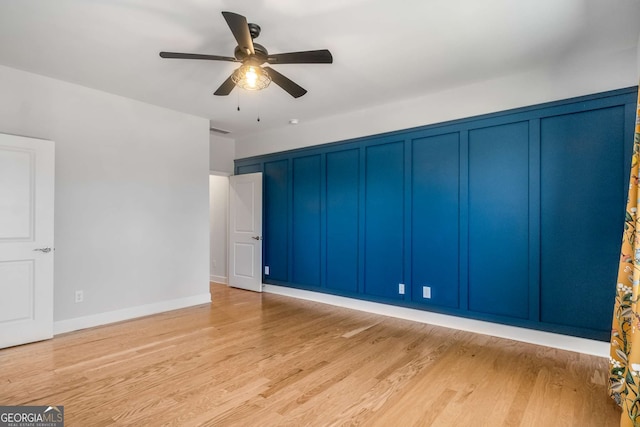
[610,88,640,426]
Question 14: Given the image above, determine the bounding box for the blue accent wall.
[235,87,637,341]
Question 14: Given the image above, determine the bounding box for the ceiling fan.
[159,11,333,98]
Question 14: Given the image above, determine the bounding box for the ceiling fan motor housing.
[234,43,268,63]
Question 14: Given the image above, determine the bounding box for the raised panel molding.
[263,160,289,282]
[411,133,460,308]
[468,122,530,319]
[326,149,360,293]
[0,260,34,323]
[0,147,34,241]
[292,155,322,287]
[540,107,627,331]
[236,86,638,341]
[364,141,405,300]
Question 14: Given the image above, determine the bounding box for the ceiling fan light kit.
[232,64,271,91]
[159,11,333,98]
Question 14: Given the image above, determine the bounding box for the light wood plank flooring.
[0,283,621,426]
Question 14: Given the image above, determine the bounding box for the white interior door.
[228,172,263,292]
[0,133,55,349]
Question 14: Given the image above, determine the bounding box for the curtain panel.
[610,87,640,426]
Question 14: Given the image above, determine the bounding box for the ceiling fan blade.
[267,49,333,64]
[222,11,254,56]
[214,75,236,96]
[160,52,237,62]
[264,67,307,98]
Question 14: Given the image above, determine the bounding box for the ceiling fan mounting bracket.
[248,23,261,39]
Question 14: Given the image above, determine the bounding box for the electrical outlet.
[398,283,405,295]
[423,286,431,299]
[75,290,84,303]
[213,259,217,268]
[265,266,270,275]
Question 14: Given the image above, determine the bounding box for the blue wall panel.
[365,141,405,299]
[264,160,289,281]
[235,87,637,341]
[411,133,460,308]
[292,155,322,287]
[326,149,360,293]
[468,122,530,319]
[540,106,626,331]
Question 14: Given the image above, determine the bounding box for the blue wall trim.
[236,86,638,341]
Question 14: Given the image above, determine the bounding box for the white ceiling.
[0,0,638,138]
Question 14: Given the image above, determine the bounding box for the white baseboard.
[53,293,212,335]
[210,275,228,284]
[263,285,609,358]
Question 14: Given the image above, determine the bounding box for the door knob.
[34,247,52,253]
[251,236,262,240]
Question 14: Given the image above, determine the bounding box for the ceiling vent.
[209,126,231,135]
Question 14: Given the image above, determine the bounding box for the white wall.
[236,46,639,158]
[209,175,229,283]
[209,133,235,174]
[0,64,210,329]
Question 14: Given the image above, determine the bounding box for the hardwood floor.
[0,283,621,426]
